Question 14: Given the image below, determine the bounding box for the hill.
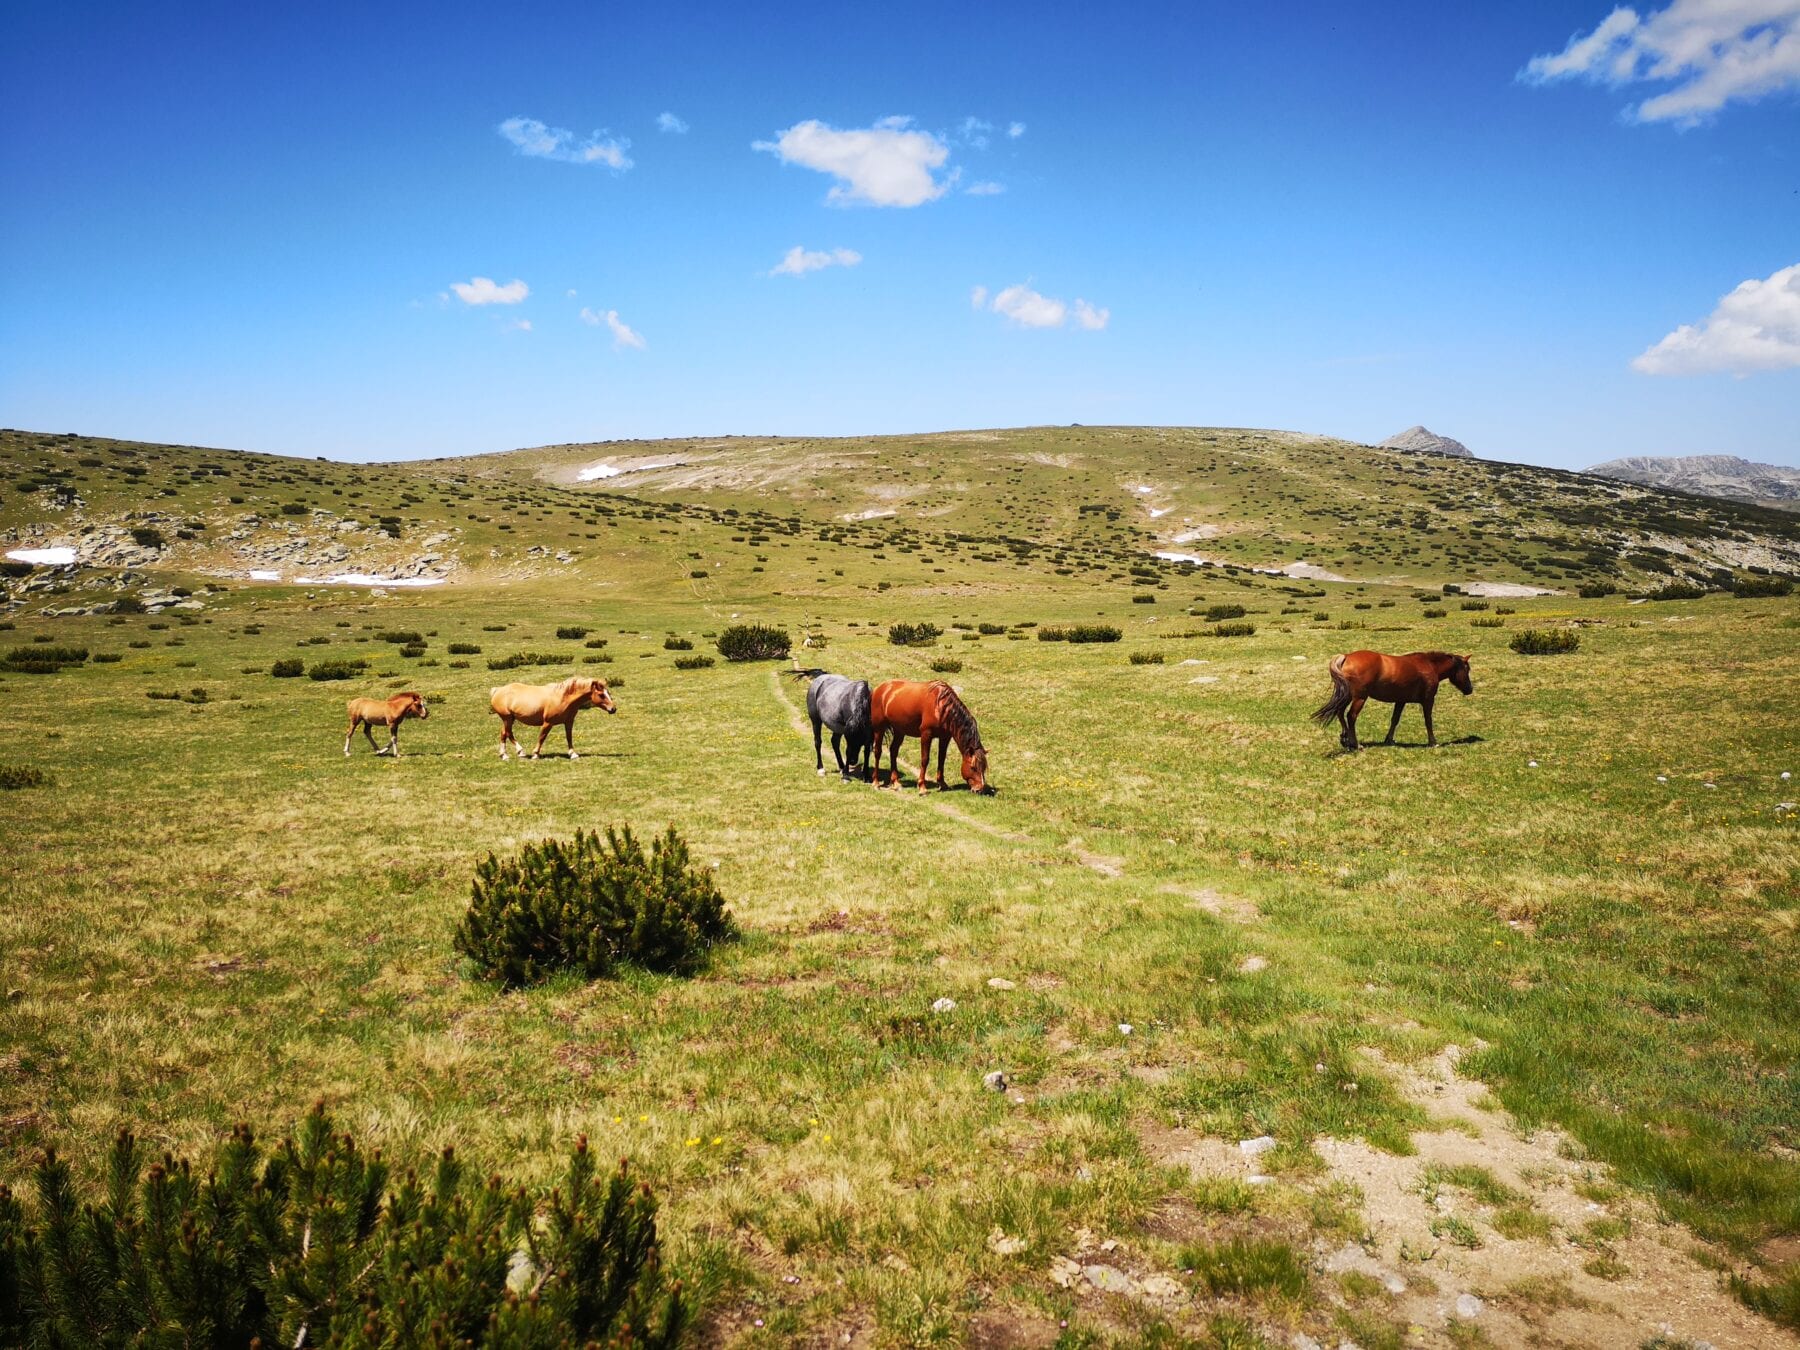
[1376,425,1474,458]
[1586,453,1800,512]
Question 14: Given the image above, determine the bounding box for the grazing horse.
[804,672,873,781]
[870,679,990,794]
[489,676,615,760]
[344,691,427,757]
[1312,650,1472,750]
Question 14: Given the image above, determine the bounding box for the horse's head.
[404,692,429,720]
[1448,655,1473,696]
[585,678,617,714]
[963,745,991,794]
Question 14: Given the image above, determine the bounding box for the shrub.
[585,637,610,648]
[112,595,146,614]
[1211,621,1256,638]
[91,652,123,663]
[1730,575,1793,598]
[715,624,791,662]
[1471,616,1505,628]
[307,658,367,681]
[454,826,735,987]
[1,561,34,579]
[487,651,571,671]
[398,643,426,658]
[929,657,963,673]
[3,644,86,673]
[1579,582,1618,598]
[1203,603,1246,622]
[1036,626,1068,642]
[1130,651,1165,665]
[1510,627,1580,655]
[1037,624,1122,643]
[128,526,165,549]
[1131,593,1156,604]
[663,636,693,650]
[556,625,591,639]
[1422,607,1447,618]
[888,621,942,647]
[673,654,714,669]
[0,1105,687,1348]
[977,622,1007,635]
[1460,600,1489,611]
[447,641,481,655]
[1644,582,1709,601]
[376,629,423,644]
[279,501,308,515]
[0,764,50,790]
[270,658,304,678]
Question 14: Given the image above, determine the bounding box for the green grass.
[2,425,1797,1343]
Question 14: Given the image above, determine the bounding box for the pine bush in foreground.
[0,1104,687,1347]
[455,826,736,987]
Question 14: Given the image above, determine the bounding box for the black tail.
[786,666,827,680]
[1312,666,1351,727]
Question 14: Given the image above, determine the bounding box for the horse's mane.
[930,681,982,752]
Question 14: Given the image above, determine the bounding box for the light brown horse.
[1313,650,1472,750]
[490,676,615,760]
[344,691,428,757]
[870,679,990,794]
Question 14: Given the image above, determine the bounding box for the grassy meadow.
[2,427,1798,1347]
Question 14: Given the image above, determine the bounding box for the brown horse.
[490,676,615,760]
[1312,650,1472,750]
[870,679,990,794]
[344,691,428,757]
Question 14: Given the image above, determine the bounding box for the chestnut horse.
[1312,650,1472,750]
[490,676,615,760]
[344,691,428,757]
[870,679,990,794]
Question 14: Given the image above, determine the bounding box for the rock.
[1454,1293,1483,1318]
[1378,425,1474,458]
[1082,1264,1135,1294]
[986,1227,1027,1256]
[1137,1273,1184,1301]
[1118,1022,1133,1035]
[982,1070,1009,1092]
[1239,1135,1277,1156]
[930,997,956,1014]
[1048,1257,1081,1289]
[987,977,1016,990]
[1238,955,1268,973]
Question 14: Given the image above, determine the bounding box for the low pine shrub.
[307,658,367,681]
[1036,626,1068,642]
[376,629,423,644]
[977,622,1007,635]
[887,622,942,647]
[556,625,591,639]
[1129,651,1164,665]
[398,644,426,658]
[585,637,610,649]
[0,764,50,789]
[673,654,714,669]
[1056,624,1122,643]
[0,1105,687,1347]
[1422,607,1447,618]
[270,658,304,677]
[1471,616,1505,628]
[1131,593,1156,604]
[663,636,693,651]
[487,651,571,671]
[1730,575,1793,598]
[715,624,791,662]
[128,526,165,548]
[1643,582,1709,601]
[1510,627,1580,655]
[929,657,963,673]
[1578,582,1618,598]
[455,826,735,987]
[447,642,481,655]
[1460,600,1489,611]
[1204,604,1246,622]
[1211,621,1256,638]
[91,652,123,663]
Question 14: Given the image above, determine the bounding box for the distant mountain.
[1585,455,1800,510]
[1378,425,1473,458]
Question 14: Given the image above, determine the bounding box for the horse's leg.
[1345,696,1366,750]
[888,732,904,788]
[934,733,948,789]
[364,721,383,755]
[344,716,357,757]
[1422,694,1437,747]
[813,715,825,776]
[1383,702,1404,746]
[388,721,401,758]
[918,731,933,794]
[564,718,578,759]
[831,731,850,780]
[498,715,513,761]
[531,722,552,760]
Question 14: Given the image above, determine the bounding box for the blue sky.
[2,1,1796,467]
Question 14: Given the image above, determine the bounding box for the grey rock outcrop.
[1378,426,1474,458]
[1585,454,1800,508]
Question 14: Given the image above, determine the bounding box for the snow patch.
[5,546,76,566]
[248,569,282,582]
[293,573,447,588]
[577,460,681,482]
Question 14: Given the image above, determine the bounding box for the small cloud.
[506,318,533,332]
[498,116,632,169]
[770,245,863,277]
[566,288,578,297]
[1073,299,1110,331]
[582,306,645,350]
[657,111,689,134]
[1632,262,1800,375]
[1007,121,1026,138]
[451,276,529,306]
[958,116,993,148]
[990,283,1067,329]
[970,284,988,310]
[754,117,952,207]
[1520,2,1800,124]
[965,180,1005,195]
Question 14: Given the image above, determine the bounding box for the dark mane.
[930,681,982,752]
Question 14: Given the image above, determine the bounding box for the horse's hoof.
[569,752,580,760]
[817,768,826,777]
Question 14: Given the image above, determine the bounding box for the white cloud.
[1073,299,1110,331]
[506,318,533,332]
[451,276,529,306]
[959,116,993,148]
[770,245,863,277]
[969,285,988,310]
[1007,121,1026,138]
[498,116,633,168]
[657,111,689,134]
[566,288,578,297]
[1632,262,1800,374]
[1521,1,1800,124]
[990,283,1067,329]
[582,307,645,350]
[965,180,1005,195]
[754,117,951,207]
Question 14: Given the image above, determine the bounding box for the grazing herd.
[338,647,1476,788]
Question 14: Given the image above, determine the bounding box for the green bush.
[1730,575,1793,598]
[1422,607,1447,618]
[929,657,963,673]
[280,501,308,515]
[1579,582,1618,598]
[1211,621,1256,638]
[455,826,735,987]
[1039,624,1122,643]
[1129,651,1164,664]
[447,641,481,655]
[887,622,942,647]
[673,655,714,669]
[398,644,426,659]
[487,651,571,671]
[307,659,367,681]
[556,625,591,639]
[270,658,304,678]
[1471,616,1505,628]
[0,764,50,790]
[1510,627,1580,655]
[1460,600,1489,611]
[585,637,610,649]
[376,629,423,644]
[1131,593,1156,604]
[976,623,1007,635]
[663,637,693,651]
[1203,604,1246,622]
[715,624,791,662]
[0,1105,686,1348]
[1643,582,1709,601]
[128,526,165,549]
[2,645,87,674]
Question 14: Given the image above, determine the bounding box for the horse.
[344,691,428,757]
[801,672,872,781]
[1312,650,1472,750]
[489,676,615,760]
[870,679,990,794]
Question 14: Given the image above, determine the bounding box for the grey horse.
[805,672,872,781]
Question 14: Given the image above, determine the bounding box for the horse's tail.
[1311,655,1351,726]
[787,666,827,680]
